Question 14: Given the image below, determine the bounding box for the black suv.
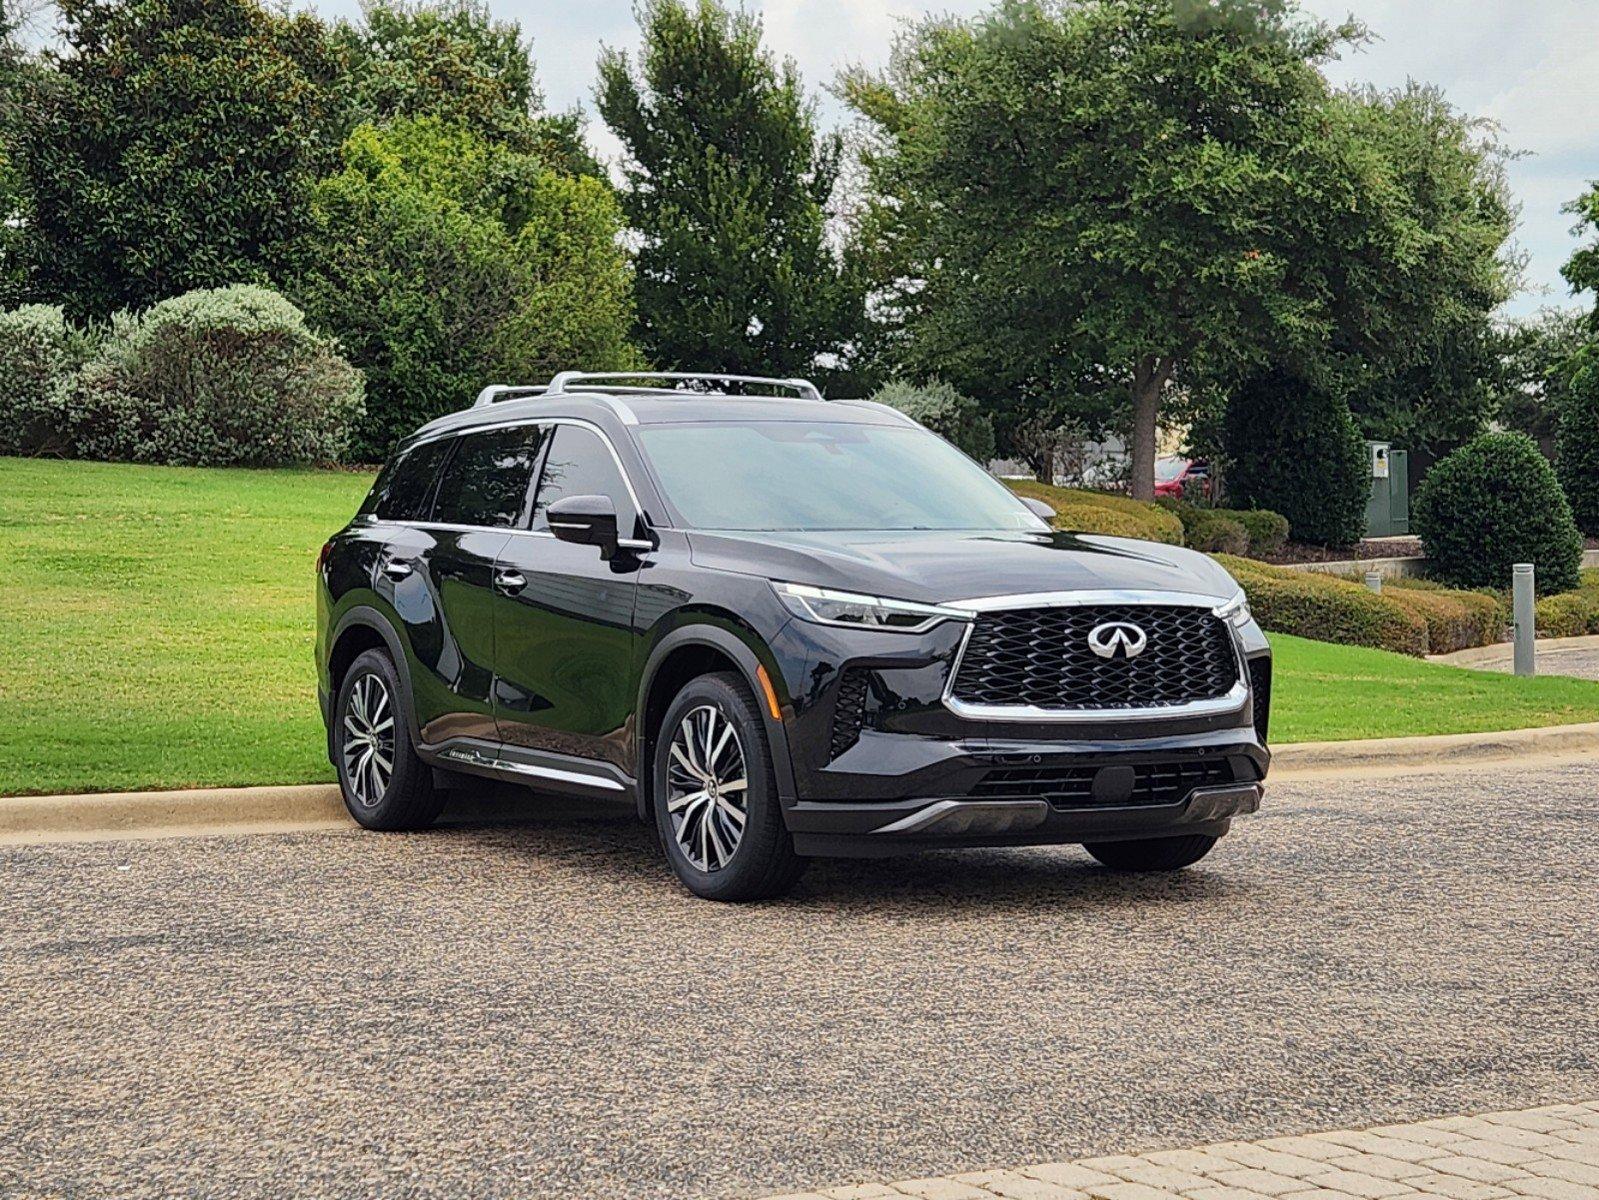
[316,372,1271,901]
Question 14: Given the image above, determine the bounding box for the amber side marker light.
[755,664,783,721]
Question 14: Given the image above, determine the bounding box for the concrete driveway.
[3,761,1596,1199]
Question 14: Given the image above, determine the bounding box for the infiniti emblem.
[1087,620,1148,660]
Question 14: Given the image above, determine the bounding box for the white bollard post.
[1513,563,1536,677]
[1364,570,1382,595]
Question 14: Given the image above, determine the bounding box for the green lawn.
[5,456,1599,796]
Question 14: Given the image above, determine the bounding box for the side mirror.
[547,494,620,558]
[1021,496,1056,522]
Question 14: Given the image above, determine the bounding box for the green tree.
[1563,182,1599,326]
[294,118,638,459]
[1224,368,1369,547]
[1327,84,1518,454]
[1491,308,1590,442]
[0,1,27,302]
[13,0,344,320]
[1557,352,1599,536]
[596,0,861,382]
[332,0,598,175]
[844,0,1515,499]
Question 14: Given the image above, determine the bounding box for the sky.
[307,0,1599,319]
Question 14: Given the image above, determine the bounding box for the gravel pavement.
[3,763,1597,1200]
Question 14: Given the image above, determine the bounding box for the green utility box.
[1364,441,1410,537]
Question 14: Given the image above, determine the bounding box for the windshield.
[636,420,1047,532]
[1155,458,1188,482]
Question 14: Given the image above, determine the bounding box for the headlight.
[772,582,971,634]
[1213,590,1252,628]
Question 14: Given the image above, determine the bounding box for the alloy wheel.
[666,703,748,872]
[341,672,396,809]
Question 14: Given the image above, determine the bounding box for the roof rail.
[545,371,823,402]
[473,384,548,408]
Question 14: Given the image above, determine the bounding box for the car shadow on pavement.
[430,784,1251,914]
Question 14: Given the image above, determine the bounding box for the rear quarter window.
[365,437,455,522]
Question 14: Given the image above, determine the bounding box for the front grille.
[973,758,1237,809]
[1248,657,1272,743]
[950,604,1238,711]
[829,667,870,759]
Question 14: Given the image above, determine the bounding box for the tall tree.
[1564,181,1599,330]
[595,0,861,381]
[13,0,343,320]
[0,0,29,303]
[293,117,638,459]
[332,0,597,176]
[844,0,1514,498]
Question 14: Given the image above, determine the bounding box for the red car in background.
[1154,457,1210,500]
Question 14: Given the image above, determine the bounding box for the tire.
[333,648,443,831]
[1083,834,1218,872]
[652,671,806,902]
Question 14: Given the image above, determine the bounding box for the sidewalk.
[764,1102,1599,1200]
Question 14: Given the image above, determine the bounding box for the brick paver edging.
[761,1101,1599,1200]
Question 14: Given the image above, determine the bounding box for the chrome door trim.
[940,593,1250,723]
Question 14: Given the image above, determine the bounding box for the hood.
[685,528,1241,606]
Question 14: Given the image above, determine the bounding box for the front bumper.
[783,732,1267,856]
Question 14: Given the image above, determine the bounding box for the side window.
[368,437,454,522]
[529,425,637,533]
[432,426,547,528]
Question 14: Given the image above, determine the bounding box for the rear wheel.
[1083,834,1217,872]
[652,672,806,902]
[333,649,443,831]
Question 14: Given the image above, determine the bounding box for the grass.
[0,457,370,796]
[5,456,1599,795]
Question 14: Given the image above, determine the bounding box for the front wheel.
[652,672,806,902]
[1083,834,1217,872]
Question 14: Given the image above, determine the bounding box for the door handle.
[495,569,527,595]
[382,557,414,581]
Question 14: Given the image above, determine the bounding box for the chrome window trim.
[940,592,1251,723]
[374,415,653,545]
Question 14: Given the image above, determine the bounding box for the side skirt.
[417,736,638,803]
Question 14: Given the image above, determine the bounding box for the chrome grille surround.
[940,590,1249,722]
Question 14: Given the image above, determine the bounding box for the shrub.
[871,378,997,462]
[1159,498,1250,555]
[52,285,364,467]
[1227,509,1290,558]
[1384,584,1507,655]
[1006,479,1184,545]
[1414,431,1583,595]
[1536,570,1599,638]
[1556,353,1599,536]
[0,305,96,455]
[1224,368,1369,546]
[1218,556,1429,656]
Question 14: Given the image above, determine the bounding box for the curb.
[4,724,1597,844]
[1429,632,1599,667]
[0,783,345,844]
[1270,720,1599,775]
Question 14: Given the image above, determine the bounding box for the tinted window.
[432,426,547,528]
[530,425,636,533]
[368,437,453,521]
[636,421,1042,532]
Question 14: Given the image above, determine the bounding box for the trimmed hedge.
[1384,585,1507,655]
[1537,570,1599,638]
[1218,556,1429,656]
[1414,431,1583,595]
[1228,509,1290,557]
[1006,479,1184,545]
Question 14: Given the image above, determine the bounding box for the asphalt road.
[4,762,1597,1200]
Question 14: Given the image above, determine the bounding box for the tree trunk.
[1128,356,1169,503]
